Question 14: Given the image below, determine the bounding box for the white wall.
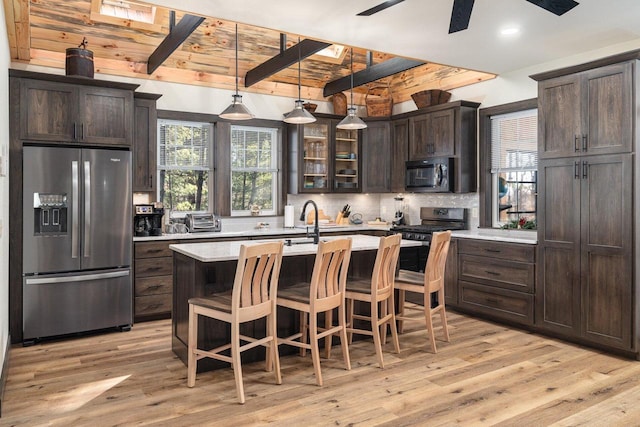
[1,5,11,369]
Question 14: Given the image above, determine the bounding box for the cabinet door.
[133,97,158,192]
[362,121,390,192]
[334,125,361,192]
[580,154,632,349]
[584,62,633,156]
[79,86,133,146]
[409,113,429,160]
[391,119,408,192]
[444,238,458,307]
[300,120,330,192]
[538,74,583,159]
[20,79,78,142]
[535,158,581,335]
[427,109,455,157]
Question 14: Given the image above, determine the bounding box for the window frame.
[478,98,538,228]
[230,125,279,216]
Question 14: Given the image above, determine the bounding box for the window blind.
[231,126,277,171]
[490,109,538,173]
[158,119,211,171]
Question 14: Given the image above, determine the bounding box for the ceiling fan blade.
[525,0,579,16]
[449,0,475,33]
[357,0,405,16]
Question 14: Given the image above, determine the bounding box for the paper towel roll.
[284,205,295,228]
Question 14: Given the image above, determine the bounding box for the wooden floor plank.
[3,312,640,426]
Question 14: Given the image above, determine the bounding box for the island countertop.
[169,234,422,263]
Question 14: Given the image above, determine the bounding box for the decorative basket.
[411,89,451,109]
[331,92,347,116]
[365,83,393,117]
[303,102,317,112]
[65,37,94,78]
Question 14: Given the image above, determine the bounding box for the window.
[90,0,163,32]
[479,98,538,229]
[157,119,212,213]
[230,126,278,216]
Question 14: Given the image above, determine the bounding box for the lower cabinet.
[134,241,175,321]
[456,239,536,326]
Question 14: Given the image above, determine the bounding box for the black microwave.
[406,158,453,192]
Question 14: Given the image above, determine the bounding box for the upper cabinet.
[288,116,361,194]
[133,93,162,192]
[537,62,633,159]
[362,121,391,193]
[14,70,137,147]
[407,101,480,193]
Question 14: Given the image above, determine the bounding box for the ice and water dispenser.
[33,192,67,234]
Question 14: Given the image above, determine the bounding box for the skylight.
[99,0,156,24]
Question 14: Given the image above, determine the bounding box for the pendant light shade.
[220,24,254,120]
[283,38,316,124]
[337,48,367,130]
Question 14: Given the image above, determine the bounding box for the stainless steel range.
[391,207,469,272]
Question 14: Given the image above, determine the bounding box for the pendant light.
[337,48,367,130]
[283,37,316,124]
[219,23,254,120]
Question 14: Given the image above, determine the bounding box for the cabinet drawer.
[135,294,172,316]
[135,275,172,296]
[458,239,535,263]
[135,241,174,259]
[135,257,173,277]
[459,254,534,292]
[459,281,534,326]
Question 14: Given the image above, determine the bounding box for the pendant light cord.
[350,48,354,107]
[234,23,239,95]
[297,37,302,101]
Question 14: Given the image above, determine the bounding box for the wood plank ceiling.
[3,0,496,107]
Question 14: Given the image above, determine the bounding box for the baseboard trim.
[0,334,10,418]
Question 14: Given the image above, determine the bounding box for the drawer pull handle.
[485,271,500,276]
[486,297,499,304]
[148,249,163,253]
[485,249,501,253]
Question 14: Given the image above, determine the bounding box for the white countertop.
[451,229,537,245]
[170,234,421,263]
[134,224,391,242]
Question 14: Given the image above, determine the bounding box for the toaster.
[185,213,221,232]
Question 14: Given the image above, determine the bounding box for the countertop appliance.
[134,204,164,237]
[185,213,221,232]
[391,207,468,271]
[406,157,453,192]
[22,146,132,343]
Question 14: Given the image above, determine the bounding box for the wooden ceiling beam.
[244,39,331,88]
[323,57,424,97]
[147,13,205,75]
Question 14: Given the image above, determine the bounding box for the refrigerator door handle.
[72,160,79,258]
[84,160,91,258]
[25,270,130,285]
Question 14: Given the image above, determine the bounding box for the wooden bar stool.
[187,241,284,404]
[345,234,402,368]
[395,230,452,353]
[276,238,352,386]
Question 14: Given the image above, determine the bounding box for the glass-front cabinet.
[288,115,361,194]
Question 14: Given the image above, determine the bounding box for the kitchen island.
[169,235,420,371]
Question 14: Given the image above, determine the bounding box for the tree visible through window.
[157,119,212,212]
[231,126,278,215]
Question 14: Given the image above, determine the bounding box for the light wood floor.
[3,310,640,426]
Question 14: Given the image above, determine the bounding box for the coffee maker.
[392,194,406,226]
[134,204,164,236]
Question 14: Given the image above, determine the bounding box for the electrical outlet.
[0,219,3,238]
[472,207,478,218]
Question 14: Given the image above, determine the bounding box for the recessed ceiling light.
[500,27,520,36]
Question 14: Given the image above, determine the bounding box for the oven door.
[405,158,453,192]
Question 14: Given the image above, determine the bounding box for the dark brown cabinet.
[19,77,134,146]
[536,154,632,349]
[443,238,458,307]
[406,101,479,193]
[457,239,535,326]
[288,116,361,193]
[133,93,161,192]
[134,241,175,321]
[532,56,638,353]
[391,119,409,192]
[538,62,632,159]
[362,121,391,192]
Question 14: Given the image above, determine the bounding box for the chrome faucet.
[300,200,320,244]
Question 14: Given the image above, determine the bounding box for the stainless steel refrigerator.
[22,146,133,342]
